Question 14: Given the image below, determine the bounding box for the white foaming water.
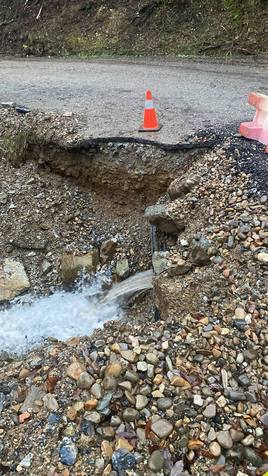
[0,275,120,355]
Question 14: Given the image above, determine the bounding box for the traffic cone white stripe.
[145,100,154,109]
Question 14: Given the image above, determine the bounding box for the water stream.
[0,270,153,355]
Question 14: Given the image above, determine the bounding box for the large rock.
[100,239,117,262]
[152,251,170,275]
[116,258,129,279]
[61,250,99,283]
[168,175,200,200]
[190,235,212,266]
[0,258,30,302]
[145,205,185,235]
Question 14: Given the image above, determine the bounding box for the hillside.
[0,0,268,58]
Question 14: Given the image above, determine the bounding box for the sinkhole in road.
[0,137,210,354]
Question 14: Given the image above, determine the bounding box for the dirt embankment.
[0,0,268,58]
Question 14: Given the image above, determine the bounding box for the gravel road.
[0,57,268,143]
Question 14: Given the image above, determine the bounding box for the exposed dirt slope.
[0,0,268,58]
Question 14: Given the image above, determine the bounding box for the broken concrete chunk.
[0,258,30,302]
[61,250,99,283]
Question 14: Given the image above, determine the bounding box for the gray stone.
[116,258,130,279]
[216,430,233,449]
[151,419,173,439]
[238,374,251,387]
[145,205,185,235]
[122,408,139,422]
[228,390,246,401]
[125,370,139,383]
[203,404,216,418]
[152,251,169,275]
[20,386,46,413]
[77,372,95,390]
[136,395,148,410]
[149,450,164,471]
[190,235,211,266]
[157,398,173,410]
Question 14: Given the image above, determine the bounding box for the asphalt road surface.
[1,57,268,143]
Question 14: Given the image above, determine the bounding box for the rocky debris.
[61,251,99,283]
[115,257,130,279]
[152,251,169,274]
[190,235,212,266]
[145,204,185,235]
[0,258,30,301]
[100,239,117,262]
[168,174,200,200]
[0,313,267,475]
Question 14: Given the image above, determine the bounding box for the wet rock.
[112,449,137,471]
[41,259,52,275]
[145,204,185,235]
[61,250,99,283]
[149,450,164,471]
[100,239,117,261]
[0,258,30,302]
[216,431,233,449]
[151,419,173,438]
[116,258,130,279]
[152,251,169,275]
[59,439,78,466]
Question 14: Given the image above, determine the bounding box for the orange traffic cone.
[139,90,162,132]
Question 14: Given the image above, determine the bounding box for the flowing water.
[0,270,153,355]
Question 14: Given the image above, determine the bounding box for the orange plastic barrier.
[239,92,268,148]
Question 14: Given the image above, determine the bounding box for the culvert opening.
[0,136,212,355]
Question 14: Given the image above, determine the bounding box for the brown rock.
[61,250,99,283]
[0,258,30,302]
[67,362,86,381]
